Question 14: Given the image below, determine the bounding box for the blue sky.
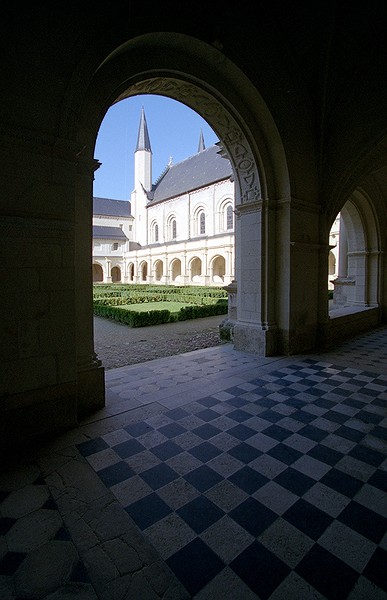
[94,95,219,200]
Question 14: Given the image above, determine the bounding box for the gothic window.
[226,204,233,229]
[154,223,159,242]
[172,219,177,239]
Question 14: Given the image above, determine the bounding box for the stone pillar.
[182,251,189,285]
[105,259,112,283]
[333,219,356,306]
[0,132,82,447]
[209,261,214,284]
[316,241,332,349]
[123,259,129,283]
[232,198,277,355]
[75,158,105,417]
[274,197,321,354]
[202,249,210,285]
[338,218,348,277]
[220,280,238,340]
[163,255,169,284]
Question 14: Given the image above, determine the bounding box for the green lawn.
[122,301,194,315]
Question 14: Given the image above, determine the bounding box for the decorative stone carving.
[127,78,261,206]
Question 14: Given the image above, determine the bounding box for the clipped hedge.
[93,298,228,327]
[93,284,227,301]
[177,300,228,321]
[93,293,225,306]
[93,304,172,327]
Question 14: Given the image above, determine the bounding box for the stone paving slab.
[1,325,386,599]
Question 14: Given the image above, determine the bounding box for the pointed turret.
[134,107,152,193]
[135,107,152,152]
[132,107,153,245]
[198,129,206,152]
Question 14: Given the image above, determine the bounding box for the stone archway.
[127,263,135,282]
[211,255,226,283]
[140,262,148,282]
[171,258,182,282]
[92,263,103,283]
[154,260,163,282]
[190,257,202,282]
[71,32,292,413]
[111,266,121,283]
[332,194,380,309]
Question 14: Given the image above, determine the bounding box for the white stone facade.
[92,111,235,286]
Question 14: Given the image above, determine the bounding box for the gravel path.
[94,314,229,370]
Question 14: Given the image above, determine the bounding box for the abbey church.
[92,108,235,286]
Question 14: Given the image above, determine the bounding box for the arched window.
[150,221,159,243]
[226,204,233,230]
[199,211,206,234]
[167,215,177,240]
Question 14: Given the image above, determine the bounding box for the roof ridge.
[153,163,171,187]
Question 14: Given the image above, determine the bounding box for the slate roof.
[93,226,128,240]
[148,145,232,204]
[93,197,131,217]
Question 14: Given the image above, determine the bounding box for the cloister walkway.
[1,326,386,599]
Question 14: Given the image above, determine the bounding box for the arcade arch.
[170,258,182,282]
[73,30,384,382]
[140,261,148,281]
[330,194,380,311]
[92,263,104,283]
[75,34,289,362]
[127,262,135,282]
[154,260,163,282]
[111,266,121,283]
[211,255,226,283]
[189,257,202,282]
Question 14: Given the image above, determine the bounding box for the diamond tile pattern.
[78,359,387,598]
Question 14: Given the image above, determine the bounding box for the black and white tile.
[77,358,387,599]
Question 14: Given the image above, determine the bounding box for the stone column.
[338,218,348,277]
[105,259,112,283]
[75,157,105,417]
[202,249,210,285]
[225,246,233,281]
[163,254,169,284]
[182,251,189,285]
[232,198,277,355]
[0,132,83,447]
[333,217,355,306]
[148,258,154,284]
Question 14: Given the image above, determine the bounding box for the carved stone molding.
[123,77,262,205]
[277,196,321,214]
[234,198,265,216]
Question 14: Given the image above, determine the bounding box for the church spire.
[134,107,152,194]
[198,128,206,152]
[135,107,152,152]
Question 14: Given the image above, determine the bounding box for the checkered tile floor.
[77,358,387,599]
